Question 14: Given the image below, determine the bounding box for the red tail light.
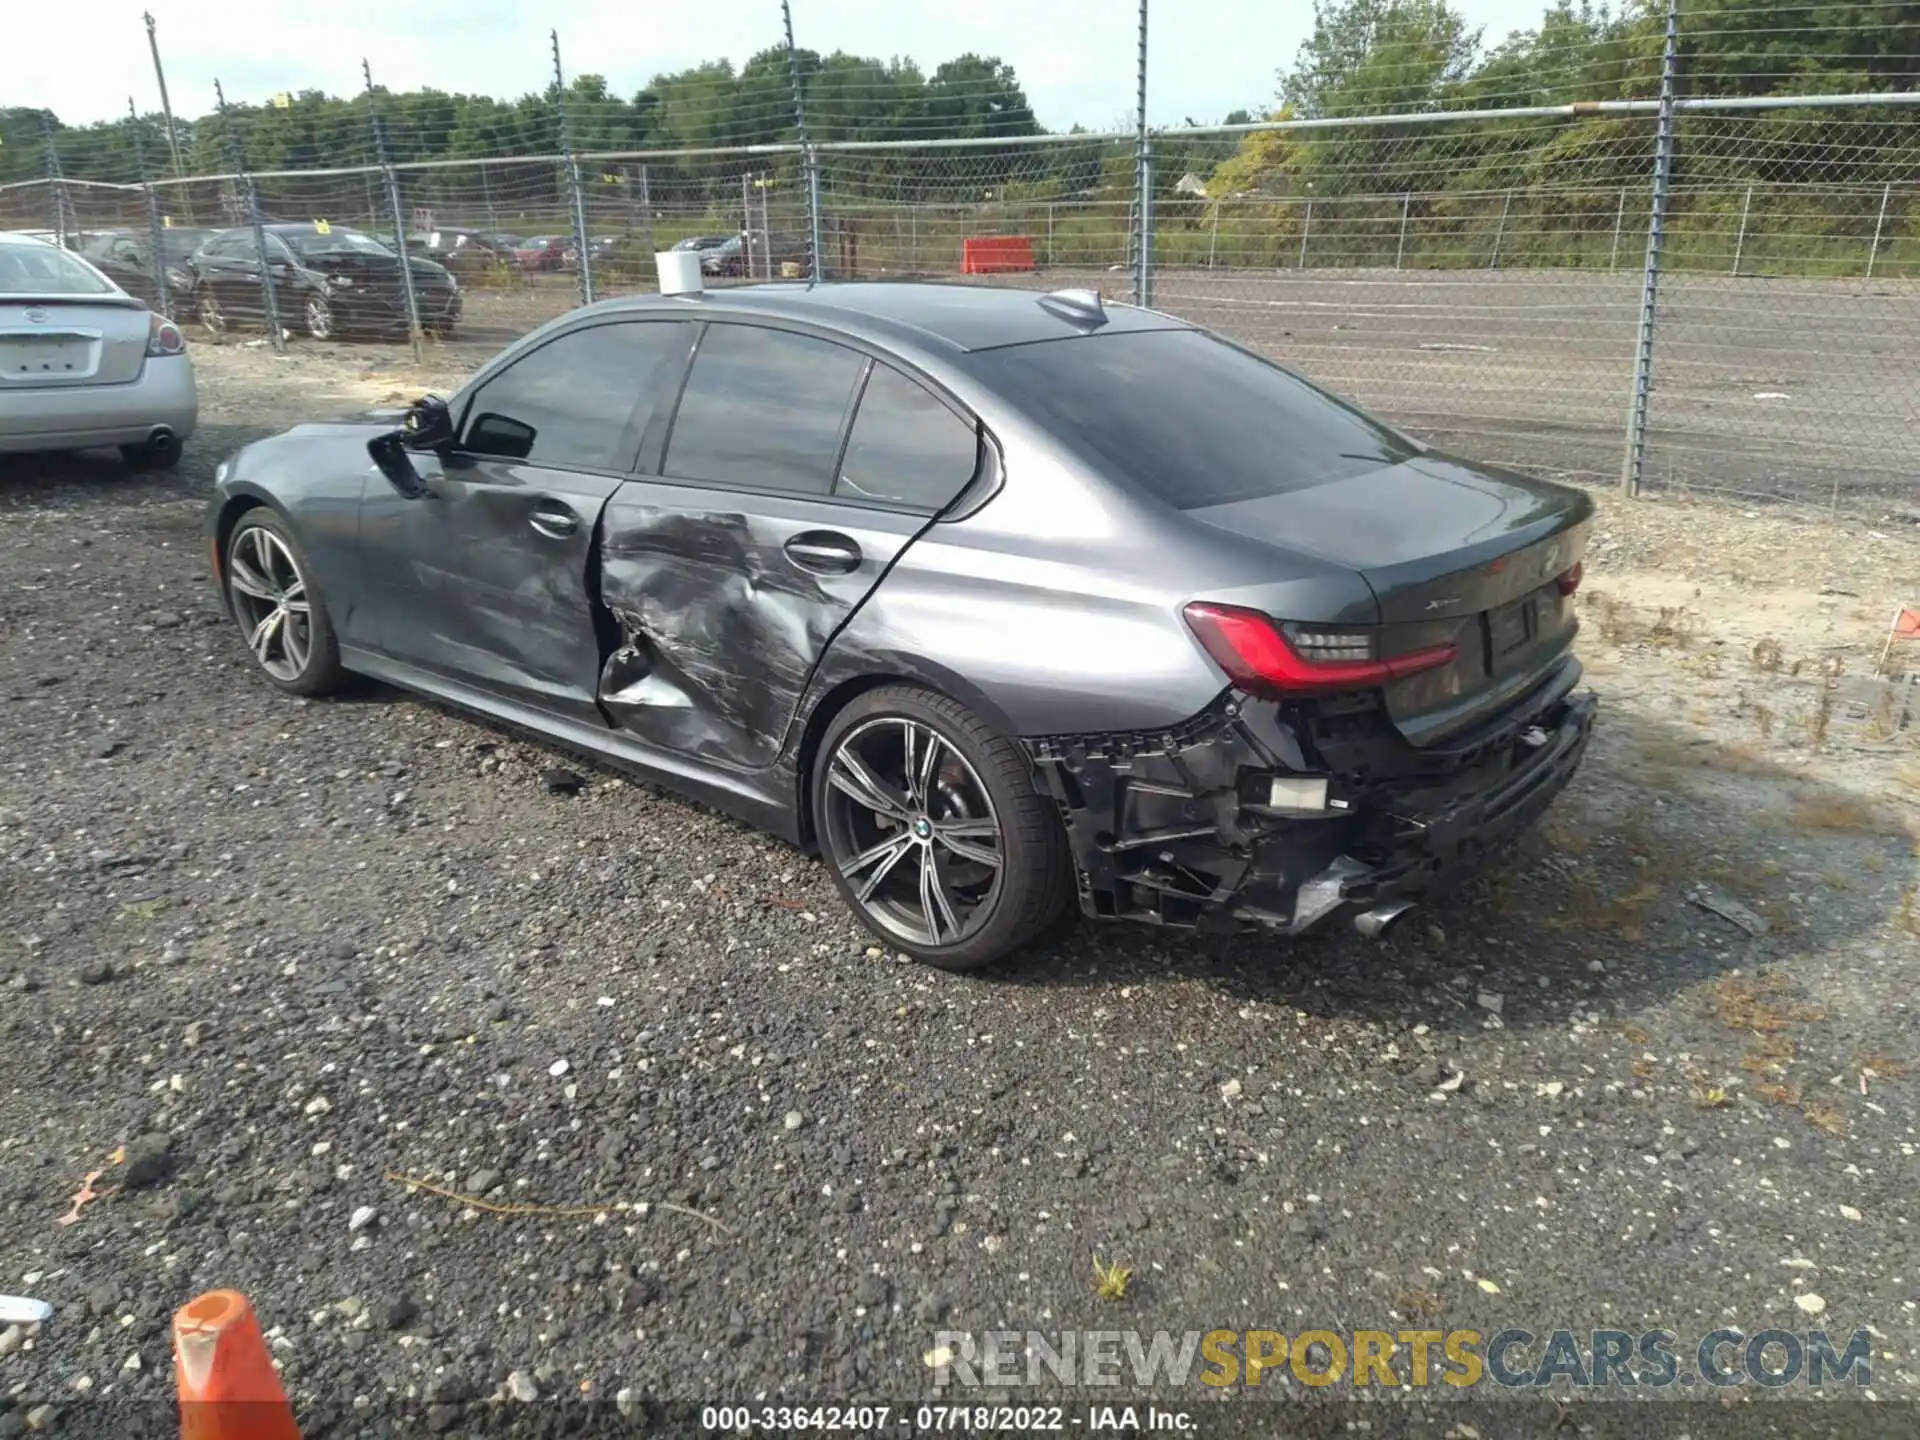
[146,312,186,357]
[1183,602,1457,695]
[1555,561,1584,597]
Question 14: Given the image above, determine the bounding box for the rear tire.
[812,685,1073,971]
[120,438,182,471]
[197,290,225,336]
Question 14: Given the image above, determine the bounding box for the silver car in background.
[0,232,197,470]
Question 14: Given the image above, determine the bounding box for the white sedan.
[0,231,197,469]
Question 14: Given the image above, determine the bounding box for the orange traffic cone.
[172,1290,302,1440]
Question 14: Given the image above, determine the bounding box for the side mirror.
[401,394,454,451]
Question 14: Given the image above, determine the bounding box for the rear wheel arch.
[791,663,1029,849]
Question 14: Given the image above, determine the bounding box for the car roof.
[582,281,1192,355]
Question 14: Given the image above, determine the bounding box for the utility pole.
[143,12,187,180]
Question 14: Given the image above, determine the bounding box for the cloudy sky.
[18,0,1548,131]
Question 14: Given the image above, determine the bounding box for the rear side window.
[665,324,865,495]
[970,328,1420,510]
[0,242,116,296]
[836,364,978,509]
[460,320,690,470]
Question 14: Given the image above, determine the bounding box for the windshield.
[282,229,394,260]
[0,240,117,296]
[969,328,1421,510]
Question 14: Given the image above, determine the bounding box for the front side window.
[460,321,691,470]
[836,364,978,509]
[664,324,866,495]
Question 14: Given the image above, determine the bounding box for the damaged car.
[204,281,1595,970]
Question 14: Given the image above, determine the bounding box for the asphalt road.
[458,266,1920,514]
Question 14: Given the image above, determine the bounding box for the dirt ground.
[1,336,1916,1432]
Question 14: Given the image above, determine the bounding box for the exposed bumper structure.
[1028,657,1596,937]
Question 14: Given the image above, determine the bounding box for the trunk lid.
[0,297,151,388]
[1189,454,1592,745]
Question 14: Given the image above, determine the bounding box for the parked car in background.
[0,231,195,469]
[670,234,732,253]
[186,223,461,341]
[204,282,1594,970]
[513,236,568,272]
[700,231,811,277]
[407,228,520,279]
[79,228,218,313]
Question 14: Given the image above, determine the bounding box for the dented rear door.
[598,323,983,770]
[597,488,928,767]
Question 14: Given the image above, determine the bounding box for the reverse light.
[145,313,186,357]
[1555,561,1585,597]
[1183,601,1457,695]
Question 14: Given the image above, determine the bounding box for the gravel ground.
[1,341,1917,1436]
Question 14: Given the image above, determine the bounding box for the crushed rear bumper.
[1027,657,1596,936]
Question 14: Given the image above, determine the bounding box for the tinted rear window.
[0,242,117,296]
[973,328,1419,509]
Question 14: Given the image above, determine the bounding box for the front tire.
[304,294,335,341]
[197,290,225,336]
[813,686,1073,971]
[224,509,347,696]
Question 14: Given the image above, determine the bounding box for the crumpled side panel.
[597,502,844,770]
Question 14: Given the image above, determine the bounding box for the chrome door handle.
[528,507,578,539]
[783,532,862,574]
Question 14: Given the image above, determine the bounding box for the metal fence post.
[781,0,824,281]
[551,30,593,307]
[1866,181,1891,277]
[1298,197,1311,269]
[126,97,172,320]
[1620,0,1679,496]
[40,112,71,246]
[364,60,424,361]
[214,78,285,354]
[1133,0,1153,307]
[480,164,499,235]
[1488,188,1511,269]
[1730,183,1752,276]
[1610,186,1625,269]
[1207,203,1219,268]
[1395,193,1410,269]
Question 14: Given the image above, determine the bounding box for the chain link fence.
[3,35,1916,520]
